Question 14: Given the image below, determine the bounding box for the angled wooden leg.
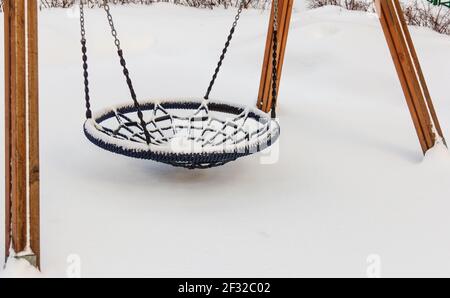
[27,0,41,269]
[257,0,294,113]
[375,0,445,153]
[391,0,445,147]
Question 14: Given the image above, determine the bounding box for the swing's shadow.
[317,119,422,164]
[71,135,258,190]
[132,159,254,185]
[289,104,422,164]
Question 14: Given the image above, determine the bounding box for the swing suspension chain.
[271,0,279,119]
[104,2,121,50]
[79,2,92,119]
[204,0,279,119]
[102,1,152,144]
[79,0,279,136]
[204,0,247,100]
[79,0,151,144]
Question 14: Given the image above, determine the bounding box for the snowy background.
[1,2,450,277]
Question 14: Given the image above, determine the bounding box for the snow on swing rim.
[83,98,281,158]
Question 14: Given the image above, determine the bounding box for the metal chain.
[273,0,279,31]
[80,1,92,119]
[101,0,151,144]
[204,0,247,100]
[270,0,279,119]
[103,2,121,50]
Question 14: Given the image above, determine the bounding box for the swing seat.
[84,99,280,169]
[79,2,282,169]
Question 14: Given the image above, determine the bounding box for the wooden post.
[375,0,445,153]
[4,0,12,262]
[10,0,28,257]
[27,0,41,269]
[257,0,294,113]
[4,0,40,269]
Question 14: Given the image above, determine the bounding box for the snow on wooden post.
[375,0,446,153]
[5,0,28,263]
[4,0,40,269]
[257,0,294,113]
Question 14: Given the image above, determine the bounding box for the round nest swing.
[84,99,280,169]
[79,1,281,169]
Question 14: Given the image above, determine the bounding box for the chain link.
[273,0,279,31]
[103,1,121,50]
[80,2,86,41]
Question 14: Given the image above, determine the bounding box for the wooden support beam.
[4,0,40,268]
[10,0,28,255]
[4,0,12,262]
[375,0,445,153]
[257,0,294,113]
[27,0,41,269]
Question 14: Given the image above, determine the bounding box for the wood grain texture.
[27,0,41,269]
[11,0,28,253]
[392,0,445,145]
[376,0,428,153]
[275,0,293,108]
[386,0,434,148]
[4,0,41,267]
[257,0,294,113]
[376,0,443,153]
[257,1,275,110]
[261,0,290,112]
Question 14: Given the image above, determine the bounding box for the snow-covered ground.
[1,3,450,277]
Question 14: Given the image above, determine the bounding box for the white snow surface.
[0,257,42,278]
[1,3,450,277]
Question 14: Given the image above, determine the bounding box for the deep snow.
[1,3,450,277]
